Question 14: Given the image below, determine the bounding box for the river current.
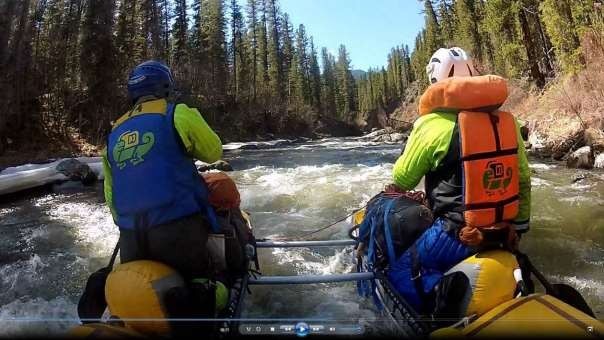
[0,137,602,336]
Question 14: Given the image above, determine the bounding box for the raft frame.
[244,238,427,338]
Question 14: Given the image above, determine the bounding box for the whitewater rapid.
[0,137,603,337]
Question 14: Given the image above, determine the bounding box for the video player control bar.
[238,322,364,336]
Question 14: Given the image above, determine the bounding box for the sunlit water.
[0,137,603,336]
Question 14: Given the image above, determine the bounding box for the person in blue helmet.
[102,60,223,281]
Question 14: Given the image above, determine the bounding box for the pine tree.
[483,0,526,77]
[295,24,310,104]
[423,0,441,54]
[80,0,117,140]
[229,0,245,101]
[115,0,142,78]
[189,0,206,94]
[2,0,35,139]
[0,0,18,67]
[280,12,294,102]
[438,0,456,47]
[518,0,545,87]
[140,0,165,60]
[172,0,188,70]
[335,44,355,118]
[540,0,583,73]
[454,0,483,63]
[320,47,337,117]
[266,0,282,104]
[288,45,303,109]
[256,0,269,103]
[201,0,227,104]
[410,29,429,86]
[308,37,321,112]
[246,0,258,102]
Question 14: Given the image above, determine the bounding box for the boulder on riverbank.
[594,153,604,169]
[566,146,594,169]
[371,132,407,143]
[198,160,233,172]
[354,128,407,143]
[585,127,604,153]
[527,125,604,169]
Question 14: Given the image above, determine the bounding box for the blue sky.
[278,0,425,71]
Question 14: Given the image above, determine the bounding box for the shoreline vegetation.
[1,1,603,170]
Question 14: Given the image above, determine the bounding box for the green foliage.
[540,0,583,73]
[483,0,527,77]
[1,0,600,146]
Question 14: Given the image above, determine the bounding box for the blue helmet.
[127,60,175,103]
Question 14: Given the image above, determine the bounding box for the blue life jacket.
[107,100,219,232]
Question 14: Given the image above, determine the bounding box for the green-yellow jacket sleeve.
[513,117,531,233]
[173,104,223,163]
[392,113,457,190]
[102,148,117,222]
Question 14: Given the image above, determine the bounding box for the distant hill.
[351,69,367,80]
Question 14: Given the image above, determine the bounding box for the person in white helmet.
[368,47,531,315]
[425,47,478,84]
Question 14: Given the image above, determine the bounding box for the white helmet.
[425,47,479,84]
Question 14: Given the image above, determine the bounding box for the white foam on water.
[0,207,16,216]
[531,177,552,187]
[292,140,389,150]
[570,182,594,190]
[529,163,557,170]
[320,248,355,275]
[558,196,600,205]
[271,247,327,274]
[270,247,354,276]
[46,201,118,256]
[0,254,49,302]
[0,296,78,337]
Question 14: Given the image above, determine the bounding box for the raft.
[431,294,604,338]
[68,209,603,339]
[358,261,604,339]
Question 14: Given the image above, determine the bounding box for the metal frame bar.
[255,239,356,248]
[248,272,374,285]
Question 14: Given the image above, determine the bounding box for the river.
[0,137,602,336]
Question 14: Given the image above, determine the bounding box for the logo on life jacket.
[482,161,513,196]
[112,130,155,169]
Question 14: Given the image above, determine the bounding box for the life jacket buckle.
[411,271,422,281]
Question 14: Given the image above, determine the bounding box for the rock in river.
[566,146,594,169]
[594,153,604,169]
[198,160,233,172]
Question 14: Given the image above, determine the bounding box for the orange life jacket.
[420,75,520,245]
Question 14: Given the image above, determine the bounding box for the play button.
[295,322,310,337]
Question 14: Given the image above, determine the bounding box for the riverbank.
[0,113,370,170]
[505,66,604,169]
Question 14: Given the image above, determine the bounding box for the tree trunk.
[519,7,545,87]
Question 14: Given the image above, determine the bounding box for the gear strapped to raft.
[355,189,434,310]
